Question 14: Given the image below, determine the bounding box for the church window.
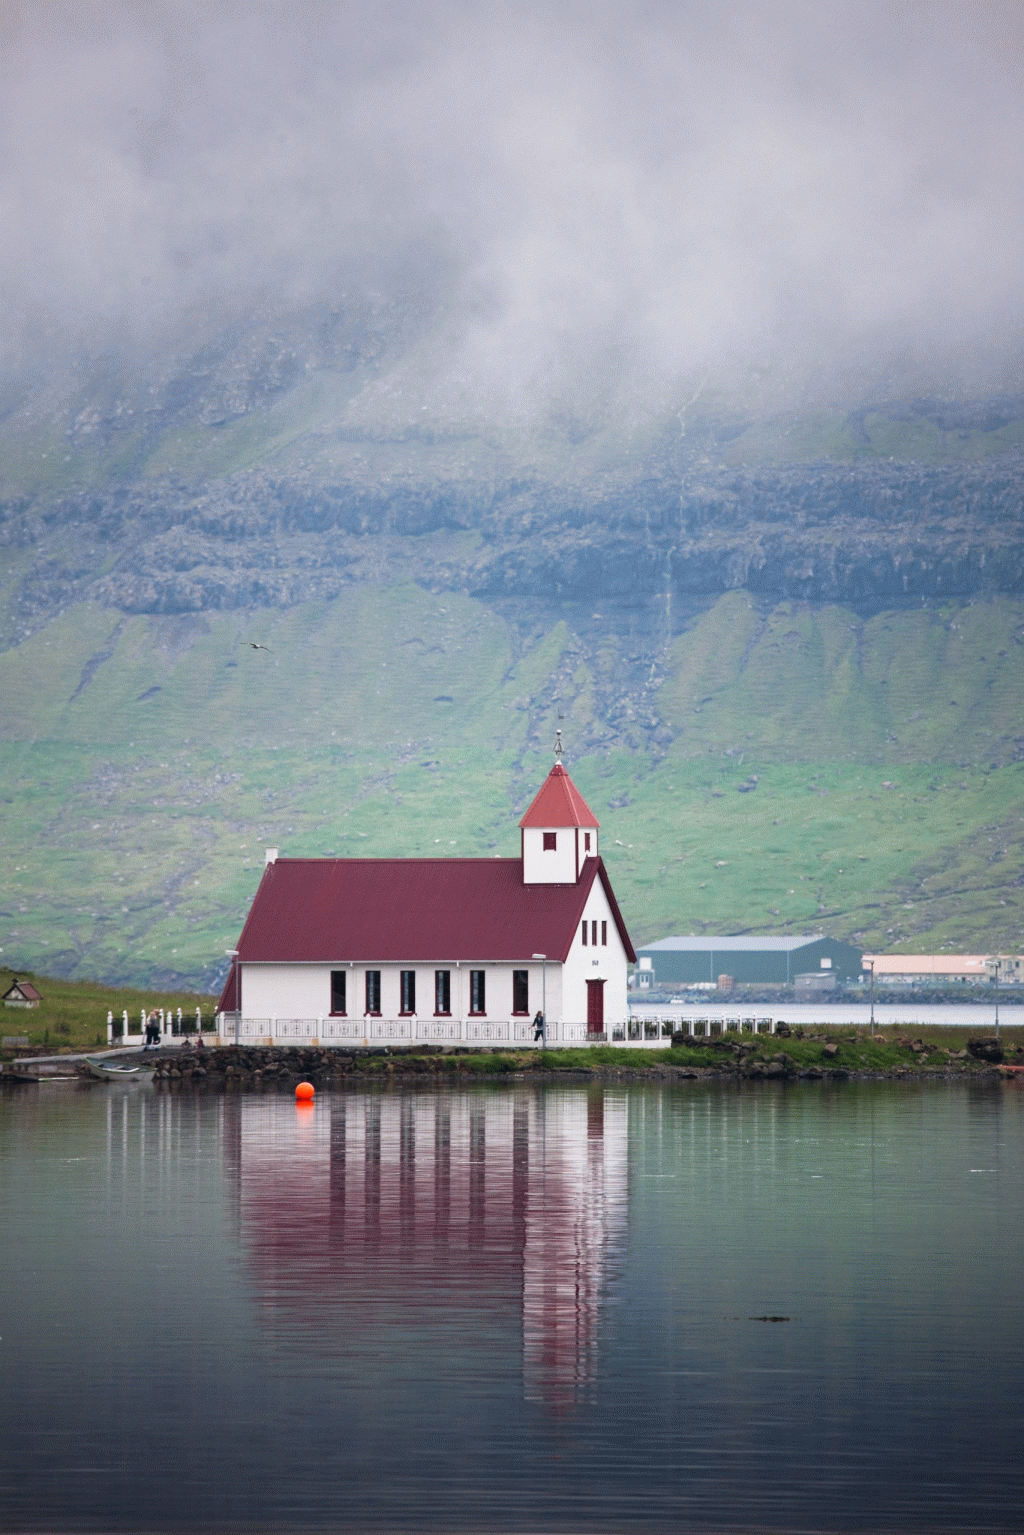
[581,920,588,945]
[400,970,416,1014]
[512,970,529,1014]
[584,832,591,852]
[470,970,486,1014]
[543,832,557,851]
[365,970,381,1015]
[592,920,598,945]
[435,970,451,1015]
[601,920,607,946]
[330,970,346,1015]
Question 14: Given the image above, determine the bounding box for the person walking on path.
[533,1010,545,1044]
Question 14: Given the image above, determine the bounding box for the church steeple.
[518,751,599,884]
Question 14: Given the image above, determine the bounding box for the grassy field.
[0,968,213,1054]
[0,584,1022,989]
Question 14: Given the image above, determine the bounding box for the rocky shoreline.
[129,1034,1021,1089]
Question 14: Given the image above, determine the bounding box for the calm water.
[2,1078,1022,1533]
[628,1001,1024,1030]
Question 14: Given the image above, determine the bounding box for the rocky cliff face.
[3,298,1022,631]
[3,452,1022,633]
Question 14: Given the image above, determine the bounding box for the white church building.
[217,754,636,1047]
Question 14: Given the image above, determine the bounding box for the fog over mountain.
[5,0,1023,429]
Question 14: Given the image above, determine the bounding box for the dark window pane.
[584,832,591,851]
[470,970,485,1013]
[365,970,381,1014]
[401,970,416,1014]
[543,831,556,851]
[582,920,588,945]
[592,920,598,946]
[331,970,346,1014]
[512,970,528,1013]
[435,970,451,1014]
[601,920,607,946]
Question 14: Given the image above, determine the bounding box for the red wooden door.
[586,979,605,1033]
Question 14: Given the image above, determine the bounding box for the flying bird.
[245,642,271,651]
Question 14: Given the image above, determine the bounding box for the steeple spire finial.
[553,728,563,764]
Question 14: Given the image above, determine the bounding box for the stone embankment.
[135,1034,1023,1088]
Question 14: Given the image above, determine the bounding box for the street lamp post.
[532,953,547,1048]
[866,959,875,1037]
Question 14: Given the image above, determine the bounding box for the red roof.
[218,960,240,1014]
[518,764,599,829]
[3,979,41,1001]
[229,856,634,966]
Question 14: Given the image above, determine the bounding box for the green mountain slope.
[1,585,1021,990]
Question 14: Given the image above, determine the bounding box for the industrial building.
[862,954,988,984]
[634,935,863,989]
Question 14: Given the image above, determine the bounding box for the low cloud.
[3,0,1022,422]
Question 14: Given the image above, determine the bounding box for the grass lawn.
[0,968,214,1055]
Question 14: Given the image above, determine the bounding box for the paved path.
[10,1042,197,1068]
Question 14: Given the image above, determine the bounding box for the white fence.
[216,1014,775,1047]
[106,1006,207,1047]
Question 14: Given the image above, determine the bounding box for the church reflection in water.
[224,1088,628,1409]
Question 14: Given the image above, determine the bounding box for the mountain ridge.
[2,317,1022,990]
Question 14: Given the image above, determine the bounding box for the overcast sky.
[3,0,1022,418]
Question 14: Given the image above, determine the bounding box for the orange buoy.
[295,1080,315,1101]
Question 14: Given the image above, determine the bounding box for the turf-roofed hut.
[218,755,636,1045]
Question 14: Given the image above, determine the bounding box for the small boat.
[83,1057,145,1081]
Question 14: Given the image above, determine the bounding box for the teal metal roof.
[639,935,826,953]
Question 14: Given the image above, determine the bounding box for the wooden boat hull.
[83,1057,144,1081]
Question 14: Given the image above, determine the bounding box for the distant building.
[634,935,862,988]
[3,978,41,1008]
[794,970,837,997]
[986,955,1024,986]
[863,954,988,985]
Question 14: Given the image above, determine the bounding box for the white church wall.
[241,958,566,1026]
[560,880,629,1025]
[242,963,328,1020]
[522,826,578,884]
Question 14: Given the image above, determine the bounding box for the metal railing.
[216,1015,623,1047]
[214,1013,777,1047]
